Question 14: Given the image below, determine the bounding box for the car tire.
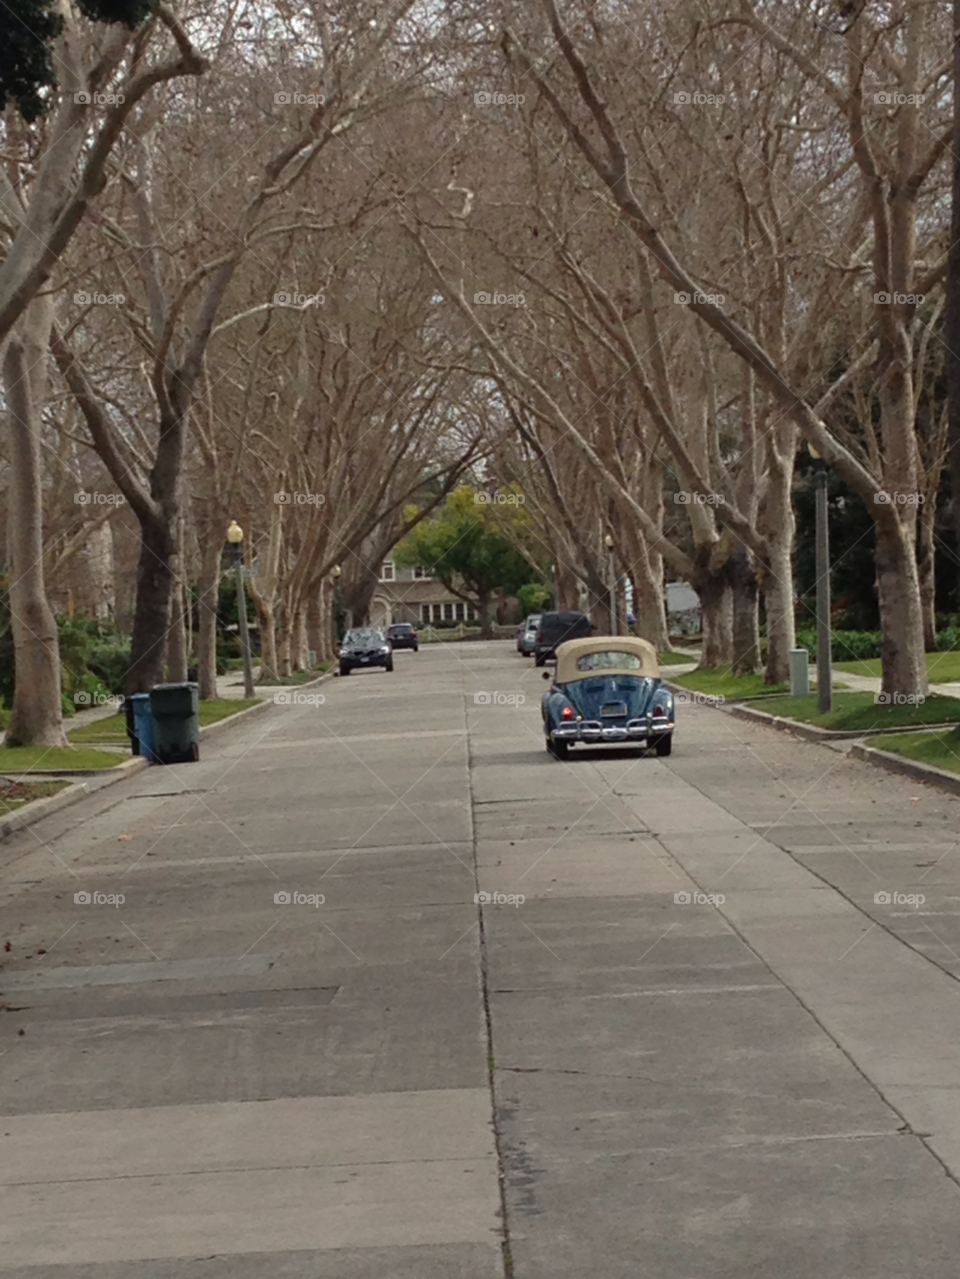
[412,644,418,652]
[385,660,394,672]
[339,664,350,676]
[551,738,569,759]
[654,734,672,757]
[535,654,545,667]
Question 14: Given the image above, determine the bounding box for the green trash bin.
[150,682,200,763]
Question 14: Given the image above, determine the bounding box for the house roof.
[374,579,461,605]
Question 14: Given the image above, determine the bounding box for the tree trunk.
[554,560,579,611]
[291,606,308,670]
[478,589,492,638]
[918,498,937,652]
[730,547,760,675]
[631,544,668,649]
[196,539,220,699]
[166,578,188,682]
[127,517,177,693]
[947,0,960,610]
[697,570,733,669]
[257,599,279,682]
[4,321,68,747]
[306,590,322,665]
[875,517,929,696]
[761,444,797,685]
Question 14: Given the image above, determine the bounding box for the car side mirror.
[542,670,551,681]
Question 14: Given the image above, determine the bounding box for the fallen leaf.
[119,834,133,841]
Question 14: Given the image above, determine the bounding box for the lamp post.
[814,471,832,714]
[226,520,255,698]
[604,533,617,635]
[331,564,342,653]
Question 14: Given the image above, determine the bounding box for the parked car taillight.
[654,704,663,716]
[536,630,543,642]
[561,706,575,720]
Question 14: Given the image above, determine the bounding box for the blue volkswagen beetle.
[541,636,675,759]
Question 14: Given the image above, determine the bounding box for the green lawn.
[0,745,124,771]
[868,728,960,774]
[674,667,788,699]
[755,691,960,732]
[68,698,260,747]
[0,778,69,815]
[834,651,960,682]
[659,651,696,666]
[269,666,333,684]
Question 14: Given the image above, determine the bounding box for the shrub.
[795,628,883,662]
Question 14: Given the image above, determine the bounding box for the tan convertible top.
[554,635,660,683]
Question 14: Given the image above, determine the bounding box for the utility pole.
[815,472,832,714]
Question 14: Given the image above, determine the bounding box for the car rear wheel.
[551,737,569,759]
[535,653,545,667]
[339,664,350,676]
[654,734,672,757]
[385,659,394,672]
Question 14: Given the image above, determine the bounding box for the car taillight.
[561,706,575,720]
[654,704,664,716]
[537,630,543,642]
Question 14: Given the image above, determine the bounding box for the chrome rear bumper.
[553,716,674,743]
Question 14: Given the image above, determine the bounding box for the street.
[3,640,960,1276]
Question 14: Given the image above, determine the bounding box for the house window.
[455,602,465,620]
[421,604,431,623]
[443,603,454,621]
[414,565,429,579]
[381,562,394,581]
[467,604,477,621]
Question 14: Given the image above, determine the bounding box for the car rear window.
[576,651,644,671]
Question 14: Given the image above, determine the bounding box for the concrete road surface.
[3,641,960,1276]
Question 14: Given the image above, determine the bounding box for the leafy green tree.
[395,486,535,636]
[518,583,552,616]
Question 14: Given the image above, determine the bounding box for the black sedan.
[339,628,394,675]
[386,622,419,651]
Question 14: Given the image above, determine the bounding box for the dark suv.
[339,628,393,675]
[534,611,595,665]
[386,622,419,652]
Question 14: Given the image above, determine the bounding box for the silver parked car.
[518,614,541,656]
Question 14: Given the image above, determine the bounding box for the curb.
[724,701,959,742]
[0,670,334,841]
[850,741,960,797]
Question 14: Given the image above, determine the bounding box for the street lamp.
[226,520,255,698]
[331,564,342,652]
[604,533,617,635]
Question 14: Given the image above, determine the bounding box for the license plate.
[601,702,627,718]
[360,657,370,663]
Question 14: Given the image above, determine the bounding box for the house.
[370,560,479,628]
